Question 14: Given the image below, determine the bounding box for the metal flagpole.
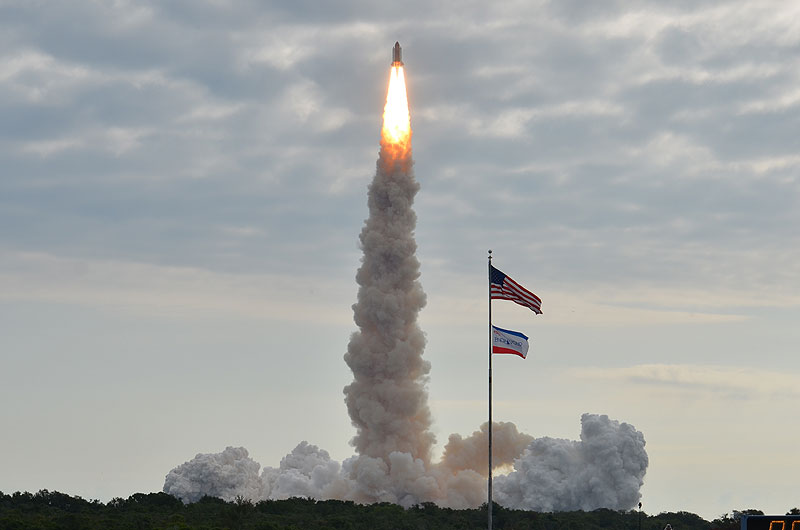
[487,249,493,530]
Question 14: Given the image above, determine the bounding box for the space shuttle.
[392,41,403,67]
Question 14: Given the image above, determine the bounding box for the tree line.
[1,489,797,530]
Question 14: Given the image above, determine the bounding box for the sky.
[1,0,799,521]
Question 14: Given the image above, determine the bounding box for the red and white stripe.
[491,275,542,314]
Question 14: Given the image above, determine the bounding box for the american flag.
[490,264,542,314]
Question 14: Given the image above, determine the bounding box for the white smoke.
[493,414,649,512]
[260,442,348,500]
[164,413,647,511]
[163,64,648,511]
[163,446,265,503]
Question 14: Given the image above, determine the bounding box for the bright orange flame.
[381,66,411,152]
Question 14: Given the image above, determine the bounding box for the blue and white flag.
[491,325,529,359]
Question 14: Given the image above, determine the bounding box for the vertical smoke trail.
[342,64,435,464]
[162,46,649,511]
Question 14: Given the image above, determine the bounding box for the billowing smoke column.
[163,43,649,512]
[343,46,433,465]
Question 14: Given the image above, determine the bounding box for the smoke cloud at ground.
[164,414,647,510]
[163,447,264,503]
[163,66,648,511]
[493,414,649,511]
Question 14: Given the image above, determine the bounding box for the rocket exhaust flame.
[163,43,649,511]
[381,65,411,157]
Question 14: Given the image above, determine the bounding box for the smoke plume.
[493,414,649,512]
[163,414,647,511]
[441,421,534,474]
[163,57,649,512]
[342,131,434,464]
[163,446,264,503]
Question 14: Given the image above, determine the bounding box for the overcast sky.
[2,0,799,520]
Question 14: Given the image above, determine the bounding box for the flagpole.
[487,249,493,530]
